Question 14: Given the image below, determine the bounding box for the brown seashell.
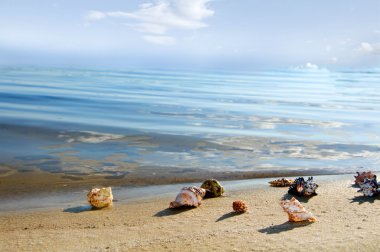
[269,178,294,187]
[280,197,317,222]
[232,200,248,213]
[354,171,375,185]
[169,186,206,208]
[87,187,113,209]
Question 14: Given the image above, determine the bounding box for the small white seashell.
[87,187,113,208]
[280,197,317,222]
[169,186,206,208]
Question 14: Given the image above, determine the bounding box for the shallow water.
[1,66,380,185]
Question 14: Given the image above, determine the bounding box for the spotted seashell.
[87,187,113,208]
[354,171,376,185]
[200,179,224,198]
[169,186,206,208]
[280,197,317,222]
[358,175,379,197]
[232,200,248,213]
[268,178,294,187]
[288,177,318,196]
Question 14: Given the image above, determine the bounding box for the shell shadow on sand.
[154,207,194,217]
[258,221,313,234]
[216,211,243,222]
[63,205,95,213]
[350,195,378,204]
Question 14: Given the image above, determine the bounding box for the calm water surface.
[1,67,380,183]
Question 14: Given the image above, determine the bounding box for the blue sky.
[0,0,379,69]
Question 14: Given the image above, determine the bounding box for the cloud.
[359,42,380,54]
[85,10,107,21]
[86,0,214,45]
[305,62,319,69]
[143,35,176,45]
[293,62,329,71]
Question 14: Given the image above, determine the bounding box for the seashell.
[280,197,317,222]
[200,179,225,198]
[354,171,375,185]
[87,187,113,208]
[232,200,248,213]
[269,178,294,187]
[358,175,379,197]
[169,186,206,208]
[288,177,318,196]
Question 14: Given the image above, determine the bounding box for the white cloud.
[86,0,214,45]
[359,42,380,54]
[305,62,319,69]
[85,10,107,21]
[143,35,176,45]
[293,62,328,71]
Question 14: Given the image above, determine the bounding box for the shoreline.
[1,173,379,251]
[0,163,352,212]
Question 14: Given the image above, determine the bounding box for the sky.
[0,0,379,69]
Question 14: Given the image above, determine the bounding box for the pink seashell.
[280,197,317,222]
[169,186,206,208]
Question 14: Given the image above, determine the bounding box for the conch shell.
[169,186,206,208]
[280,197,317,222]
[358,175,379,197]
[200,179,224,197]
[87,187,113,208]
[354,171,375,185]
[288,177,318,196]
[269,178,294,187]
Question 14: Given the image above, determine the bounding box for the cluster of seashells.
[169,179,225,208]
[85,171,377,225]
[268,177,319,222]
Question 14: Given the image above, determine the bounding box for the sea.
[1,66,380,190]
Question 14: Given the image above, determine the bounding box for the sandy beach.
[1,174,379,251]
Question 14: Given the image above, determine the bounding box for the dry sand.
[0,174,379,251]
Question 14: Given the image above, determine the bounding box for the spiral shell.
[200,179,225,197]
[232,200,248,213]
[280,197,317,222]
[169,186,206,208]
[87,187,113,208]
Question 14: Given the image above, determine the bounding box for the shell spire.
[169,186,206,208]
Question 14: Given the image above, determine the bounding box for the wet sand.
[1,174,379,251]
